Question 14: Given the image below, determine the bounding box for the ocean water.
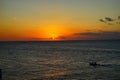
[0,40,120,80]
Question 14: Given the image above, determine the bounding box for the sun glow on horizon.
[49,33,58,40]
[37,25,75,40]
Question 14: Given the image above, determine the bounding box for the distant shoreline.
[0,39,120,43]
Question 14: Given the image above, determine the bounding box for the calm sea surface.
[0,40,120,80]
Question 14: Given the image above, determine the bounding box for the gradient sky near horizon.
[0,0,120,41]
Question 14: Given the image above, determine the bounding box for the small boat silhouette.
[89,62,99,66]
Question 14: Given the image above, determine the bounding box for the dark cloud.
[56,36,67,39]
[74,31,120,40]
[116,16,120,24]
[99,19,106,23]
[31,38,53,41]
[99,16,120,25]
[105,17,114,22]
[118,16,120,20]
[75,31,120,36]
[74,32,98,36]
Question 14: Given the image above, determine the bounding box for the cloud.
[30,37,54,41]
[99,16,120,25]
[99,19,106,23]
[118,16,120,20]
[105,17,114,22]
[56,36,67,39]
[74,31,120,40]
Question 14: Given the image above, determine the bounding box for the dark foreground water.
[0,40,120,80]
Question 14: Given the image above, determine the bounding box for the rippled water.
[0,40,120,80]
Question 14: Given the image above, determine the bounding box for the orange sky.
[0,0,120,41]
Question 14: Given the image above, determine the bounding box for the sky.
[0,0,120,41]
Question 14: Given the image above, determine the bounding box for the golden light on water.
[43,68,68,78]
[40,54,71,78]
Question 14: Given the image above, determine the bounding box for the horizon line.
[0,39,120,42]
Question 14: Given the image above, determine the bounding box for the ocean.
[0,40,120,80]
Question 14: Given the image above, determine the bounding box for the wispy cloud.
[99,19,106,23]
[105,17,114,22]
[99,16,120,25]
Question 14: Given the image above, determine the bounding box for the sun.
[48,33,59,40]
[40,26,61,40]
[38,25,75,41]
[51,33,55,40]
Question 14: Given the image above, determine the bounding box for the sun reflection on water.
[39,53,71,78]
[43,68,68,78]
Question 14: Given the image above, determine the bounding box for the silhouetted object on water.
[89,62,98,67]
[0,69,2,80]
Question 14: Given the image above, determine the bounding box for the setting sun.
[49,33,57,40]
[38,25,75,41]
